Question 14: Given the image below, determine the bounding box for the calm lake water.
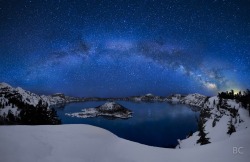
[56,101,199,148]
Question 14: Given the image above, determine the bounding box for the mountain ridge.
[0,82,210,109]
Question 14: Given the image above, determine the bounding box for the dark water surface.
[56,101,199,148]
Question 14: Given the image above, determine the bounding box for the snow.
[227,99,241,109]
[0,124,249,162]
[207,115,231,142]
[0,82,83,117]
[165,93,207,108]
[0,82,11,88]
[16,87,41,106]
[0,106,18,116]
[0,94,19,116]
[145,93,154,97]
[0,82,42,106]
[66,108,98,118]
[181,93,207,107]
[101,102,116,110]
[133,97,142,101]
[177,97,250,149]
[170,97,180,102]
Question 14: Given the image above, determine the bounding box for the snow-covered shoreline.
[0,124,249,162]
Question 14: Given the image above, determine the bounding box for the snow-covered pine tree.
[197,118,210,145]
[227,117,236,135]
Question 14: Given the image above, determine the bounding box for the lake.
[55,101,199,148]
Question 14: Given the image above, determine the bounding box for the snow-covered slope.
[41,93,82,107]
[127,93,165,102]
[166,93,208,108]
[0,82,43,107]
[180,93,208,107]
[0,82,42,116]
[0,82,83,117]
[177,96,250,149]
[0,124,249,162]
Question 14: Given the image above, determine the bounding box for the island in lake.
[66,102,133,119]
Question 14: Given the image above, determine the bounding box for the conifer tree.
[197,118,210,145]
[196,107,211,142]
[7,110,15,124]
[227,117,236,135]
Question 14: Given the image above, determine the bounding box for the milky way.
[0,0,249,97]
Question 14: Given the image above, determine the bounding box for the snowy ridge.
[0,83,43,106]
[128,93,165,102]
[0,83,42,116]
[180,93,208,107]
[0,82,11,88]
[0,83,83,116]
[128,93,208,107]
[166,93,208,108]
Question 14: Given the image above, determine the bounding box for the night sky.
[0,0,249,97]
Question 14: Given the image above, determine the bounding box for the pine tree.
[3,112,6,119]
[248,105,250,116]
[6,110,15,124]
[227,117,236,135]
[216,104,220,111]
[218,97,222,107]
[197,118,210,145]
[48,108,61,124]
[19,100,61,125]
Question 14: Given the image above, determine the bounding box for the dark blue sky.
[0,0,249,97]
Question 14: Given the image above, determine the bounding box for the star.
[0,0,249,97]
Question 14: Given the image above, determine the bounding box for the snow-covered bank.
[0,124,249,162]
[176,96,250,149]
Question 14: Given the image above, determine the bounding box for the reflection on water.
[56,101,199,148]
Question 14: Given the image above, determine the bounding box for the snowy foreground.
[0,124,249,162]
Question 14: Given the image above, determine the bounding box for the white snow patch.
[0,125,249,162]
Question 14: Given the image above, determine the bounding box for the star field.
[0,0,249,97]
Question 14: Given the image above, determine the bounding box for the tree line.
[0,99,61,125]
[196,89,250,145]
[218,89,250,116]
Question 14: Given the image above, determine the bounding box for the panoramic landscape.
[0,0,250,162]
